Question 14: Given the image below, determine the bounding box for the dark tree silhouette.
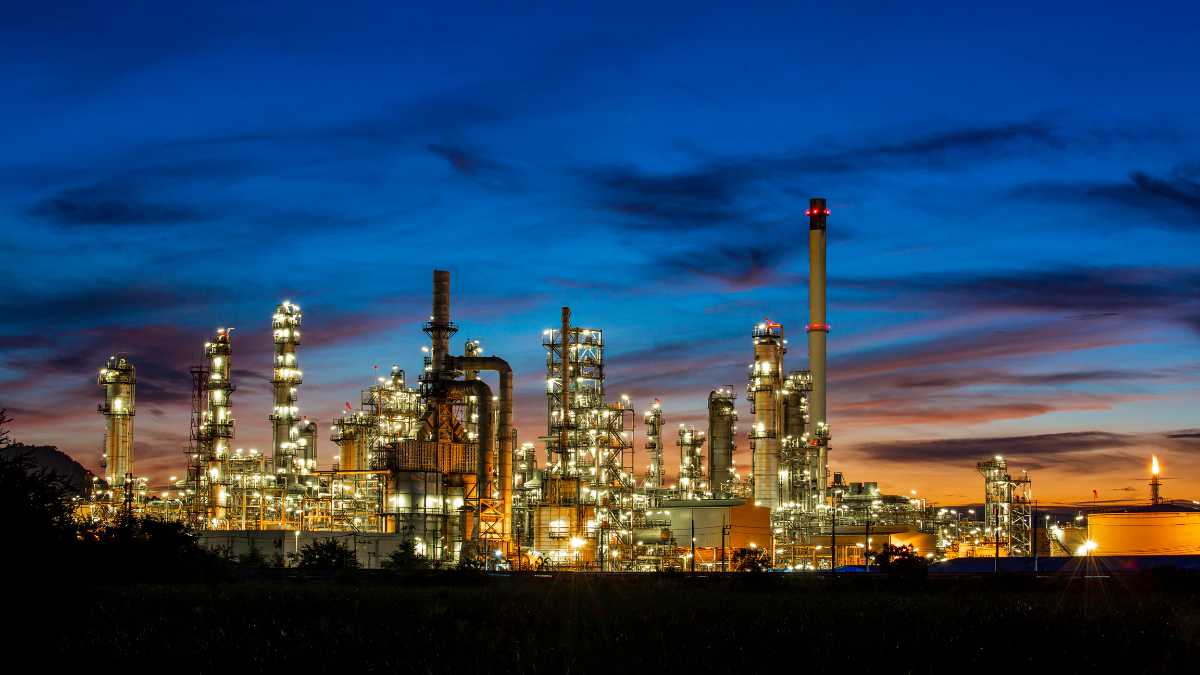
[874,544,929,579]
[0,451,78,559]
[85,515,227,581]
[0,408,12,447]
[297,538,360,570]
[732,546,770,573]
[382,539,427,571]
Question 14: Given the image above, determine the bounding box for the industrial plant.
[83,197,1199,569]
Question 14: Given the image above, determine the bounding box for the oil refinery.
[82,197,1199,570]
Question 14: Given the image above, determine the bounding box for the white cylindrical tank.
[1088,510,1200,556]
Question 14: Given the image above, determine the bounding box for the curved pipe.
[447,355,512,544]
[441,379,493,541]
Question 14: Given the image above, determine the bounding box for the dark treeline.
[5,412,1199,672]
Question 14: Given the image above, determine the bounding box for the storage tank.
[1088,506,1200,556]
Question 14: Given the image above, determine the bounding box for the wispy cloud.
[843,266,1200,335]
[850,430,1198,471]
[1013,164,1200,231]
[29,183,207,227]
[426,143,522,191]
[580,120,1133,235]
[654,243,804,290]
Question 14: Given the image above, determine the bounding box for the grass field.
[49,573,1200,672]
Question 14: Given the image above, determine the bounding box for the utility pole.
[690,513,696,573]
[122,472,134,524]
[830,499,837,573]
[514,517,521,571]
[864,506,872,571]
[1031,500,1038,573]
[721,515,730,573]
[993,505,1000,573]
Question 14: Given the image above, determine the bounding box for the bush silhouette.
[297,538,360,570]
[874,544,928,580]
[382,539,426,571]
[732,547,770,573]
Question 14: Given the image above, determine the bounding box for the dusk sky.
[2,1,1197,504]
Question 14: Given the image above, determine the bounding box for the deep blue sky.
[2,1,1198,502]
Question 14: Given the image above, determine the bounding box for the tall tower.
[270,301,314,486]
[677,424,706,499]
[203,329,234,524]
[542,309,634,569]
[977,456,1032,556]
[97,355,136,489]
[643,400,664,490]
[748,320,785,509]
[706,387,737,497]
[779,371,816,509]
[805,198,831,499]
[1150,455,1162,505]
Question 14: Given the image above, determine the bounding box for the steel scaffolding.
[540,318,634,570]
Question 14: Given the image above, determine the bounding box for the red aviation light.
[806,322,831,332]
[805,207,832,216]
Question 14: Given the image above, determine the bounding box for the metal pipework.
[446,354,513,543]
[441,378,493,539]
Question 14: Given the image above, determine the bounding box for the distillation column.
[270,301,315,488]
[806,198,831,502]
[677,424,706,500]
[643,400,664,491]
[749,321,785,509]
[706,387,737,497]
[98,355,136,491]
[203,329,234,524]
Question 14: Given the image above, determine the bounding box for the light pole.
[864,499,879,570]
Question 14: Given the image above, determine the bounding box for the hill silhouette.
[1,443,92,494]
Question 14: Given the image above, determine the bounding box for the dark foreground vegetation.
[4,415,1198,673]
[33,572,1200,672]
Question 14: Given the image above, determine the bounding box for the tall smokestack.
[426,270,457,376]
[806,195,825,425]
[806,198,829,431]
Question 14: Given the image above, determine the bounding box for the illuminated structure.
[706,387,736,497]
[1151,455,1162,505]
[83,196,984,569]
[643,400,664,491]
[97,355,136,492]
[536,308,634,569]
[976,456,1033,556]
[676,424,706,500]
[805,198,831,500]
[748,319,784,509]
[270,301,316,491]
[184,328,237,527]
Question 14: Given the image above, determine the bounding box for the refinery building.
[86,198,1199,569]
